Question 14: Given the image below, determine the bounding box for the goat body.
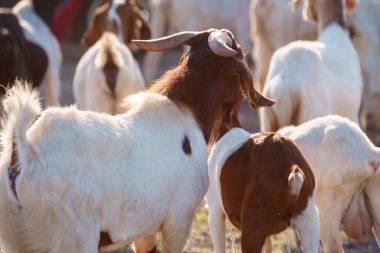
[206,128,319,253]
[0,11,47,94]
[0,29,273,252]
[13,0,62,106]
[73,32,145,114]
[0,86,208,253]
[279,115,380,253]
[260,21,362,131]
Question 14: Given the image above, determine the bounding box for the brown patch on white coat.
[293,0,359,32]
[208,103,317,253]
[81,0,151,46]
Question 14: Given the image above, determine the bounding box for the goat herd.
[0,0,379,252]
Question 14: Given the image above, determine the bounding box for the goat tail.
[288,164,304,197]
[1,80,41,161]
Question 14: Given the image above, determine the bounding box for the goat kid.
[206,105,318,253]
[278,115,380,253]
[0,29,274,253]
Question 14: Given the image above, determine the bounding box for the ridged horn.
[208,30,237,57]
[132,30,210,51]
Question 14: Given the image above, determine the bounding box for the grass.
[1,203,378,253]
[182,203,379,253]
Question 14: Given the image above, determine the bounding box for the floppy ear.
[346,0,359,15]
[119,1,151,43]
[230,59,275,110]
[81,2,109,46]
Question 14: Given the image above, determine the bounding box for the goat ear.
[346,0,359,15]
[120,2,151,43]
[81,3,108,46]
[238,61,275,110]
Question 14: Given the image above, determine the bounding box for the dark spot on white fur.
[8,143,20,200]
[182,135,191,156]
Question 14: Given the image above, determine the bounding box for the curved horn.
[208,31,237,57]
[132,30,210,51]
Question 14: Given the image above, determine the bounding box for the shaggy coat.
[279,115,380,253]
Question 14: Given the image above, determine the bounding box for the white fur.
[107,0,125,42]
[206,128,251,253]
[73,32,145,114]
[13,0,62,106]
[279,115,380,253]
[260,22,362,131]
[143,0,252,80]
[206,128,318,253]
[251,0,380,139]
[0,83,208,253]
[250,0,317,89]
[288,167,304,196]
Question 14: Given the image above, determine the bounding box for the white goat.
[278,115,380,253]
[73,32,145,114]
[12,0,62,106]
[260,0,362,132]
[250,0,317,90]
[143,0,252,80]
[251,0,380,144]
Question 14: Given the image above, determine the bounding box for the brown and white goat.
[206,106,319,253]
[0,29,274,253]
[81,0,151,46]
[74,0,149,114]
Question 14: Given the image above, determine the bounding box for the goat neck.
[315,0,347,32]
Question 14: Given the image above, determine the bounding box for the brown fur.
[102,49,119,99]
[304,0,357,31]
[82,0,151,46]
[218,132,315,253]
[147,33,273,141]
[99,231,113,248]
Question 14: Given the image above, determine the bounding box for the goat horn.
[132,30,210,51]
[208,30,237,57]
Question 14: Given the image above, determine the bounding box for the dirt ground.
[0,42,378,253]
